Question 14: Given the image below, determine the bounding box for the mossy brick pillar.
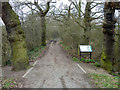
[2,2,29,71]
[101,2,116,73]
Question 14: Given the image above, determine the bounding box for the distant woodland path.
[22,41,92,88]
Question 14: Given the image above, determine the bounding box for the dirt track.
[22,42,92,88]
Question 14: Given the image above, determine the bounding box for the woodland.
[0,0,120,88]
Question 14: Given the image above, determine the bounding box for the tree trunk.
[84,2,91,45]
[0,1,2,17]
[2,2,29,71]
[41,15,46,46]
[101,2,116,73]
[78,0,81,19]
[117,10,120,72]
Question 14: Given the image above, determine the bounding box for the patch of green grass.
[72,57,81,63]
[81,58,101,67]
[89,73,119,88]
[85,59,95,63]
[80,58,95,63]
[94,62,101,67]
[59,41,63,45]
[2,78,17,88]
[72,57,101,68]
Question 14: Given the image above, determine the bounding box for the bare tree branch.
[70,0,84,16]
[90,14,103,21]
[90,2,103,10]
[24,3,39,14]
[70,14,85,29]
[34,2,43,13]
[44,1,51,15]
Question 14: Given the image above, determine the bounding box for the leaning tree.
[1,2,29,71]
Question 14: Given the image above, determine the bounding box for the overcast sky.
[0,0,120,26]
[0,0,71,26]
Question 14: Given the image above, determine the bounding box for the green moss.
[100,51,112,73]
[2,3,20,30]
[11,34,29,71]
[10,6,20,24]
[2,3,29,71]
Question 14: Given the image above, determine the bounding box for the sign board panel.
[80,45,92,52]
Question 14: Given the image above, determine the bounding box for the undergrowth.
[72,57,101,67]
[28,45,46,61]
[60,41,101,67]
[89,73,119,88]
[60,41,71,50]
[2,78,18,88]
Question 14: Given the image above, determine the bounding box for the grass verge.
[72,57,101,67]
[89,73,119,88]
[2,78,18,88]
[60,41,119,88]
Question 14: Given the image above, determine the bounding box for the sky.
[0,0,120,26]
[0,0,71,26]
[0,18,3,26]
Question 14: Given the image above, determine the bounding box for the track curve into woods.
[22,41,92,88]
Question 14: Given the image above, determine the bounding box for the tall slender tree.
[70,0,103,45]
[24,0,51,46]
[117,10,120,71]
[0,29,1,66]
[0,1,1,17]
[2,2,29,71]
[84,1,92,45]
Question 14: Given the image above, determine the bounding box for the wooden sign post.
[79,45,92,60]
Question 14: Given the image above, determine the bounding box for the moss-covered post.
[2,2,29,71]
[101,2,116,73]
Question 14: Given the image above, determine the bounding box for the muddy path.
[21,41,92,88]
